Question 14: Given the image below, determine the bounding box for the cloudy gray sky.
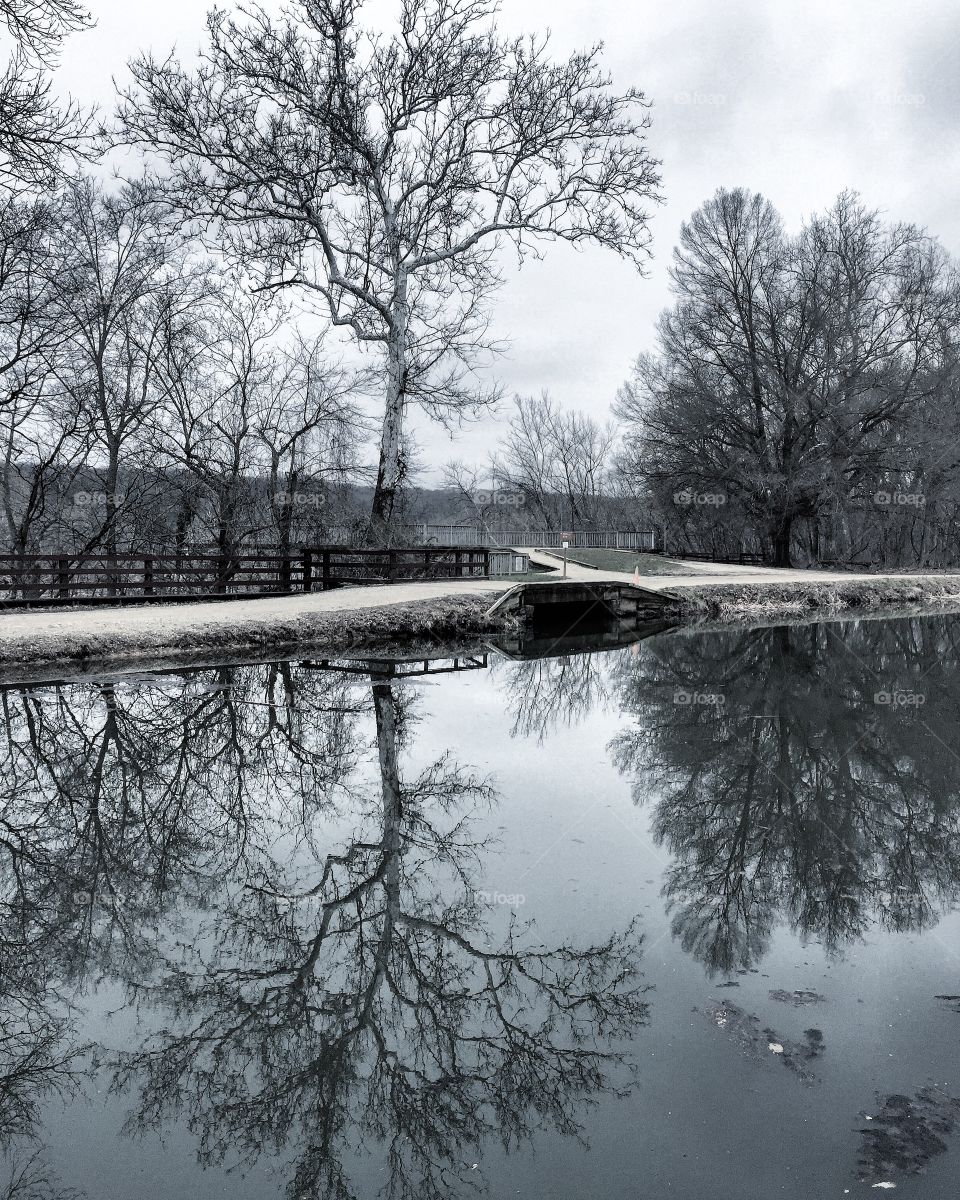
[54,0,960,479]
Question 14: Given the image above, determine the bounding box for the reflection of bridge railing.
[301,654,489,678]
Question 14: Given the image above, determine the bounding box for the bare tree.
[617,188,960,565]
[494,392,620,530]
[0,376,84,563]
[254,334,366,556]
[152,287,275,569]
[117,0,660,537]
[50,175,210,569]
[0,189,83,575]
[0,192,62,395]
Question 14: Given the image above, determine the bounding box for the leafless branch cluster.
[0,0,92,187]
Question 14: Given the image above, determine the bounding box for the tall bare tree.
[117,0,660,537]
[617,188,960,565]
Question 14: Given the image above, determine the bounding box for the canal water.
[2,614,960,1198]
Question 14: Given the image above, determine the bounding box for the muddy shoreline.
[0,593,519,684]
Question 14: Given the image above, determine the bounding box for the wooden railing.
[0,546,490,607]
[305,546,488,590]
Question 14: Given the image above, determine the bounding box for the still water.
[2,615,960,1199]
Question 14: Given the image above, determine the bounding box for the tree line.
[615,187,960,567]
[7,1,958,569]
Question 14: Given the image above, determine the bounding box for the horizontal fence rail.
[673,550,768,566]
[0,546,490,607]
[408,526,658,551]
[305,546,488,589]
[0,552,307,606]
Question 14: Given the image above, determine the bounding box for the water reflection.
[4,617,960,1196]
[0,659,649,1199]
[610,619,960,975]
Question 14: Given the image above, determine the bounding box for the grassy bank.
[665,575,960,622]
[539,547,699,575]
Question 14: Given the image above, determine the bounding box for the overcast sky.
[53,0,960,481]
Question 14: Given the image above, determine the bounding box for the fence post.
[302,549,313,593]
[280,553,291,591]
[143,556,154,597]
[481,548,489,578]
[57,557,69,600]
[322,550,332,591]
[387,549,396,581]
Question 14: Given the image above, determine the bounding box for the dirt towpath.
[4,558,960,673]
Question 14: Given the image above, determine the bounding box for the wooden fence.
[0,546,489,607]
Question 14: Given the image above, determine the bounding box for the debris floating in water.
[858,1087,960,1183]
[703,1000,825,1084]
[769,988,827,1007]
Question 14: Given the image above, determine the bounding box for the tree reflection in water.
[0,659,649,1200]
[610,618,960,975]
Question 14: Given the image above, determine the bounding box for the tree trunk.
[770,515,793,567]
[372,675,403,926]
[370,267,407,544]
[105,448,120,596]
